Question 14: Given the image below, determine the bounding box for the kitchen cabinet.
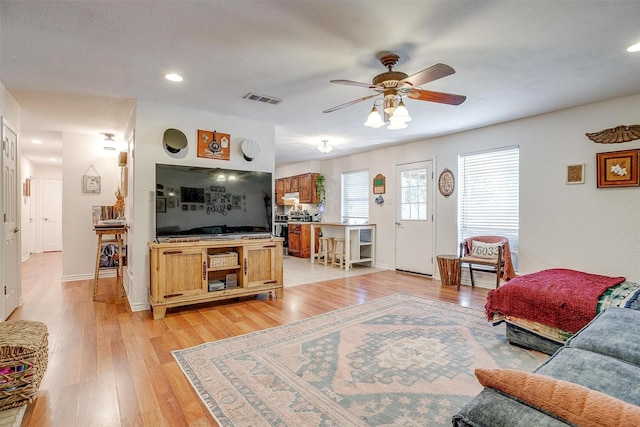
[283,177,291,193]
[298,173,319,204]
[289,175,299,192]
[148,238,284,319]
[287,223,320,258]
[275,178,285,206]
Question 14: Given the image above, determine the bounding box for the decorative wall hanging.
[586,124,640,144]
[438,168,455,197]
[566,164,585,184]
[241,139,261,161]
[372,174,386,194]
[596,149,639,188]
[82,165,101,193]
[163,128,188,153]
[197,129,230,160]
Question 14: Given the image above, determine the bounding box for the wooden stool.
[437,255,461,290]
[331,238,346,269]
[316,237,334,266]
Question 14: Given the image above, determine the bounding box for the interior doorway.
[42,178,63,252]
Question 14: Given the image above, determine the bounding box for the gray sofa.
[452,307,640,426]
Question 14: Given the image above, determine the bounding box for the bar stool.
[316,236,334,266]
[332,238,346,269]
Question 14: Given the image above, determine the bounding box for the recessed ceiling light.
[627,41,640,53]
[32,139,42,144]
[164,73,183,82]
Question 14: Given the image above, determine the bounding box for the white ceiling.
[2,1,639,167]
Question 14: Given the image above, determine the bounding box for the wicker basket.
[0,320,48,410]
[208,252,238,268]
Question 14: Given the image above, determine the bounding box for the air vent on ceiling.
[243,92,282,105]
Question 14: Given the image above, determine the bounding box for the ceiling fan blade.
[330,79,380,89]
[406,89,466,105]
[400,63,455,88]
[322,94,377,113]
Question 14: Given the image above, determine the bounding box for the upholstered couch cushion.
[535,347,640,406]
[565,307,640,367]
[452,387,570,427]
[475,368,640,427]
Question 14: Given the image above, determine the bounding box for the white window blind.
[341,169,369,224]
[458,146,519,268]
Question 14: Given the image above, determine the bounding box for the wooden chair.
[459,236,509,288]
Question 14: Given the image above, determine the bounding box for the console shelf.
[148,237,284,319]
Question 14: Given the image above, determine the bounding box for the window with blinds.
[458,146,519,269]
[341,169,369,224]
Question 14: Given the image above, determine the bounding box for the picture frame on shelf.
[566,164,585,184]
[596,149,639,188]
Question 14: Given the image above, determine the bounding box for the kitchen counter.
[310,223,376,271]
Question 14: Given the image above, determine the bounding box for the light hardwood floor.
[11,252,488,426]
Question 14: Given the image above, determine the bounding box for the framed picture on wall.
[596,149,640,188]
[83,175,101,193]
[566,164,585,184]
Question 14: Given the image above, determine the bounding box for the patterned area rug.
[173,294,548,426]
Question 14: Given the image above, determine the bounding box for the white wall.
[280,94,640,285]
[61,133,122,281]
[127,100,276,311]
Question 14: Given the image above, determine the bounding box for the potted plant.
[315,174,325,204]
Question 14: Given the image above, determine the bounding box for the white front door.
[42,178,63,252]
[1,120,20,319]
[395,160,434,275]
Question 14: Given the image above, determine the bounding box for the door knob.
[395,222,401,226]
[13,227,19,233]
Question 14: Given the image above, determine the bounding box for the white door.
[1,120,20,319]
[395,161,433,275]
[42,178,63,252]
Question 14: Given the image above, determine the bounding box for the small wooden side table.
[93,226,127,300]
[437,254,461,290]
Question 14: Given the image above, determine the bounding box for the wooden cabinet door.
[298,173,318,203]
[290,175,299,192]
[288,224,301,256]
[159,248,206,300]
[275,178,284,206]
[283,177,291,193]
[299,224,311,257]
[243,243,281,287]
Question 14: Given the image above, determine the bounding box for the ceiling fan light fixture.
[364,105,384,128]
[390,99,411,123]
[317,139,333,154]
[387,119,408,130]
[383,98,396,116]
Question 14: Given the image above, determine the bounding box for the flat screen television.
[155,164,272,240]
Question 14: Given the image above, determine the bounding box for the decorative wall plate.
[438,168,455,197]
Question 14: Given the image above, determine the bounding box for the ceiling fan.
[323,52,466,128]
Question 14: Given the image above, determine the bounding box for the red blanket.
[485,268,625,333]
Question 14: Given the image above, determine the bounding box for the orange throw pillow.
[475,368,640,427]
